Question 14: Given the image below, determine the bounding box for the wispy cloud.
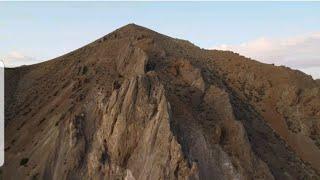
[213,32,320,79]
[2,51,38,67]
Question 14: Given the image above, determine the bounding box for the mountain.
[3,24,320,179]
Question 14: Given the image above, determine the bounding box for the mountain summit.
[4,24,320,179]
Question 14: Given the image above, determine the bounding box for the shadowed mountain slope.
[3,24,320,180]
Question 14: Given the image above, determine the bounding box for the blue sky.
[1,2,320,78]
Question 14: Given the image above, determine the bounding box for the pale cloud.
[2,51,38,67]
[214,32,320,79]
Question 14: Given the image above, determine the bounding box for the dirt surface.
[3,24,320,180]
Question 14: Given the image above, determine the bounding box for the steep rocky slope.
[3,24,320,180]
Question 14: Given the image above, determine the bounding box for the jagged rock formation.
[3,24,320,180]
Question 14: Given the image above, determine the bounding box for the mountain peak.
[119,23,144,30]
[111,23,157,36]
[4,24,320,180]
[95,23,161,44]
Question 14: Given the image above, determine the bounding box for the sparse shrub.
[145,62,155,72]
[82,66,88,75]
[20,158,29,166]
[112,80,121,90]
[53,90,59,96]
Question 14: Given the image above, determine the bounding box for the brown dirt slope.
[3,24,320,180]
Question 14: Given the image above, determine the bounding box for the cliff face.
[3,24,320,180]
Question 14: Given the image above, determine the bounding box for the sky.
[1,2,320,79]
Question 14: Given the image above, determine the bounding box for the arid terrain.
[3,24,320,179]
